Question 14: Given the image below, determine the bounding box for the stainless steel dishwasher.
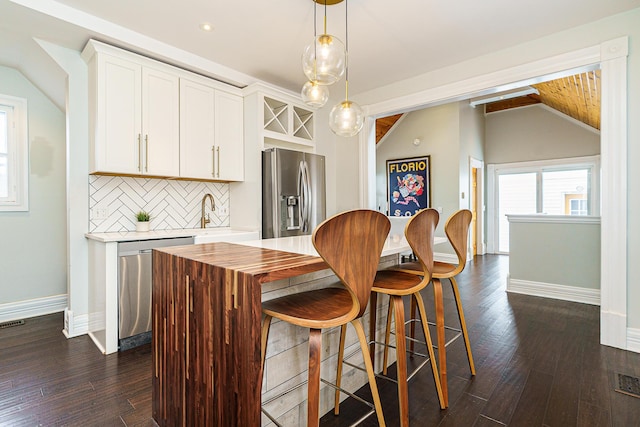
[118,236,194,351]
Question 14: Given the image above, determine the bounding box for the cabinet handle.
[216,146,220,178]
[145,135,149,172]
[137,134,142,171]
[211,146,215,177]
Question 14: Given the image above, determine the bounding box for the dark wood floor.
[1,255,640,426]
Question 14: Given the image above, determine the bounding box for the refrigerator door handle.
[299,160,311,233]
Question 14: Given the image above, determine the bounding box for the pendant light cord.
[345,0,350,101]
[313,1,318,80]
[323,0,328,35]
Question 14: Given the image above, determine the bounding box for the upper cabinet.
[180,78,243,181]
[83,40,244,181]
[244,84,315,149]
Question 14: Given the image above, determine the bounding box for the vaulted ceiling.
[376,69,601,144]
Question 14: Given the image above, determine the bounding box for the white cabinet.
[180,78,244,181]
[83,39,242,182]
[244,84,316,149]
[141,68,180,176]
[84,44,179,176]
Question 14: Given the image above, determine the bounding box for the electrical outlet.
[94,207,109,220]
[218,206,229,216]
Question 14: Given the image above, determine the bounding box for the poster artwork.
[387,156,431,217]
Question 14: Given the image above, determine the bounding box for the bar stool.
[260,210,389,427]
[398,209,476,377]
[335,208,445,427]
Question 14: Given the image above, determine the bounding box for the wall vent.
[0,319,25,329]
[616,373,640,398]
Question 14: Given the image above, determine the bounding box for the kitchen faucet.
[200,193,215,228]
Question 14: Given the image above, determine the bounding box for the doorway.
[362,37,629,350]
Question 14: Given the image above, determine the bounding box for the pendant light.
[301,1,330,107]
[329,0,364,137]
[301,0,346,86]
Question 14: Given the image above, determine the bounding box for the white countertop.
[235,233,446,258]
[85,227,258,243]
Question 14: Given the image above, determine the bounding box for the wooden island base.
[152,242,327,426]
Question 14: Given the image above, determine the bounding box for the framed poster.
[387,155,431,217]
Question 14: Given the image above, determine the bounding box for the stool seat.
[262,287,355,328]
[373,270,422,295]
[395,260,458,276]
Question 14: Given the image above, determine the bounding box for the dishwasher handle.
[119,248,153,257]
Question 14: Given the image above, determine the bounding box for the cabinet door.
[215,91,244,181]
[142,67,180,177]
[179,78,216,180]
[96,55,142,174]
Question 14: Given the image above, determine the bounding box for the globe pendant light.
[329,85,364,137]
[301,80,329,107]
[329,0,364,137]
[301,1,346,86]
[301,1,330,107]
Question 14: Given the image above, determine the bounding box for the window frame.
[0,95,28,212]
[487,155,600,254]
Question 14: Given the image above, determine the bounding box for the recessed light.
[199,22,213,32]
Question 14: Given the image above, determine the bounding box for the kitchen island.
[152,231,446,425]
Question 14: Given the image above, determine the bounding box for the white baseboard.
[434,252,458,265]
[507,276,600,306]
[62,308,89,338]
[0,294,68,323]
[627,328,640,353]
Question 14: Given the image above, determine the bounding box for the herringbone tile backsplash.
[89,175,230,232]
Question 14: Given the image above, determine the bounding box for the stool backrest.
[445,209,473,271]
[404,208,440,281]
[312,210,390,318]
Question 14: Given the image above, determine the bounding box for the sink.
[193,229,259,244]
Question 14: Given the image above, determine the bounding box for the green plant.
[136,210,150,222]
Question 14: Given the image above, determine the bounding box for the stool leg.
[382,296,394,375]
[450,277,476,375]
[307,328,322,427]
[334,324,347,415]
[391,295,409,427]
[351,319,386,427]
[409,295,417,353]
[369,292,378,369]
[413,293,445,409]
[433,278,448,407]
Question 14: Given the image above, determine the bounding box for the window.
[0,95,28,211]
[489,156,600,253]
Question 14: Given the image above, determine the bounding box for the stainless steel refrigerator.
[262,148,326,238]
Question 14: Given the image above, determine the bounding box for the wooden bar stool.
[261,210,389,427]
[335,208,445,427]
[399,209,476,379]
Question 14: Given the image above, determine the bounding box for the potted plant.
[135,210,151,232]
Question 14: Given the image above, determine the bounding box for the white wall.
[375,101,484,247]
[485,105,600,163]
[376,103,460,230]
[0,66,66,308]
[458,102,485,210]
